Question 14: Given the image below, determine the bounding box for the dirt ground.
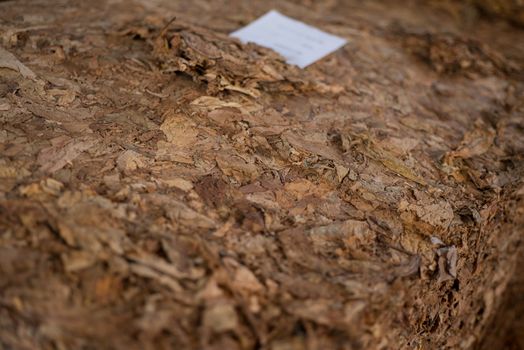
[0,0,523,349]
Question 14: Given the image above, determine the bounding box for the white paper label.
[231,10,347,68]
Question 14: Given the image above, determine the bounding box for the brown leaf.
[38,137,96,173]
[216,153,259,184]
[444,120,496,162]
[0,46,37,79]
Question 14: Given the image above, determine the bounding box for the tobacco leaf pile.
[0,0,523,349]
